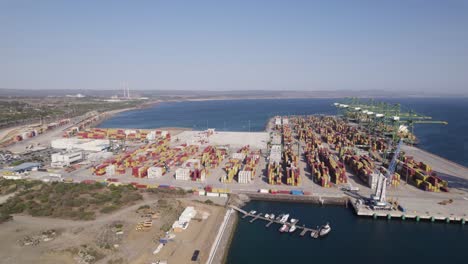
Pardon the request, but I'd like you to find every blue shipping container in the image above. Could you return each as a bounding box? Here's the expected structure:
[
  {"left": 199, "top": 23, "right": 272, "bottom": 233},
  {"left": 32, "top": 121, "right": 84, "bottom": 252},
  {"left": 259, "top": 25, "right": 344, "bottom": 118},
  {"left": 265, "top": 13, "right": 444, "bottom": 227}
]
[{"left": 290, "top": 190, "right": 304, "bottom": 195}]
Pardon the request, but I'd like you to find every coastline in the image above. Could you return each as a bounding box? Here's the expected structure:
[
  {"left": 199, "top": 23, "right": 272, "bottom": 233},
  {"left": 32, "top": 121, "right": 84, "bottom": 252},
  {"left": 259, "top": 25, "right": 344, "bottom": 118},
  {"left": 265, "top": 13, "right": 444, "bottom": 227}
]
[
  {"left": 210, "top": 210, "right": 239, "bottom": 264},
  {"left": 98, "top": 100, "right": 468, "bottom": 171}
]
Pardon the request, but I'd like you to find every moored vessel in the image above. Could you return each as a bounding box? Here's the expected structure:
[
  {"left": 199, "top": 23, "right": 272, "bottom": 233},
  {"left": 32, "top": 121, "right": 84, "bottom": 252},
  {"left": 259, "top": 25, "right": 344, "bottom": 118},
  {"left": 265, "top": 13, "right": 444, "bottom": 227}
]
[
  {"left": 279, "top": 214, "right": 290, "bottom": 223},
  {"left": 319, "top": 223, "right": 331, "bottom": 237},
  {"left": 289, "top": 225, "right": 297, "bottom": 233},
  {"left": 279, "top": 224, "right": 289, "bottom": 232}
]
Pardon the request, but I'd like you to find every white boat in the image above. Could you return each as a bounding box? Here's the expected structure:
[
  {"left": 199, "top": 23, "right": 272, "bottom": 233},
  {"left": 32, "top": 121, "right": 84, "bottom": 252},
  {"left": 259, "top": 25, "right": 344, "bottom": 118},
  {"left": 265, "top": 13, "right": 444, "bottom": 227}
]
[
  {"left": 269, "top": 214, "right": 275, "bottom": 220},
  {"left": 319, "top": 223, "right": 331, "bottom": 237},
  {"left": 279, "top": 224, "right": 289, "bottom": 232},
  {"left": 290, "top": 218, "right": 298, "bottom": 224},
  {"left": 279, "top": 214, "right": 290, "bottom": 224},
  {"left": 310, "top": 229, "right": 319, "bottom": 239},
  {"left": 249, "top": 210, "right": 257, "bottom": 215},
  {"left": 289, "top": 225, "right": 297, "bottom": 233},
  {"left": 265, "top": 213, "right": 270, "bottom": 218}
]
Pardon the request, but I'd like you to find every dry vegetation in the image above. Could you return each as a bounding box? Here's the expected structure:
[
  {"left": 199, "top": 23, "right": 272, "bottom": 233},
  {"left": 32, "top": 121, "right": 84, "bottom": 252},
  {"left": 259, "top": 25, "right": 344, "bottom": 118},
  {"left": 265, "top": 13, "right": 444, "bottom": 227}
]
[
  {"left": 0, "top": 180, "right": 223, "bottom": 263},
  {"left": 0, "top": 179, "right": 142, "bottom": 222}
]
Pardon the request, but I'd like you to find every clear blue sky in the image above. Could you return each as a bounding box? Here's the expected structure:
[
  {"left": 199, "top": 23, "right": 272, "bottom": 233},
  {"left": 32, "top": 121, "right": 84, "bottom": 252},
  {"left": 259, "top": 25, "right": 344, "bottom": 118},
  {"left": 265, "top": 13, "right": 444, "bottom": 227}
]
[{"left": 1, "top": 0, "right": 467, "bottom": 92}]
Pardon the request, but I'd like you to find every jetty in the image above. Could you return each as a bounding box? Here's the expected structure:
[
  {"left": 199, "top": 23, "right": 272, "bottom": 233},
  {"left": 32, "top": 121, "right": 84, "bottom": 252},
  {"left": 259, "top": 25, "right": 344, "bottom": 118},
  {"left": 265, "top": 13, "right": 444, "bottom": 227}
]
[{"left": 229, "top": 205, "right": 321, "bottom": 237}]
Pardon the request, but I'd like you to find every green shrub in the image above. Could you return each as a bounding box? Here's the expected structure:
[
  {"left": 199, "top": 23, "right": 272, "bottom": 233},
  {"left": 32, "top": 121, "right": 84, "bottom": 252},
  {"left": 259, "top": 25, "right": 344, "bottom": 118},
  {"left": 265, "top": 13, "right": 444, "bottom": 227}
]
[{"left": 100, "top": 205, "right": 118, "bottom": 214}]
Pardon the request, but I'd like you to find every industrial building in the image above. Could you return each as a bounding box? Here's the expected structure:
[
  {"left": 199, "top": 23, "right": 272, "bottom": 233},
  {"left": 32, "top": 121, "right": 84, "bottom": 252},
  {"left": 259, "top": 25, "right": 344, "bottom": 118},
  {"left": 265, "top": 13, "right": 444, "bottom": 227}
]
[
  {"left": 1, "top": 162, "right": 42, "bottom": 177},
  {"left": 172, "top": 206, "right": 197, "bottom": 232},
  {"left": 51, "top": 150, "right": 83, "bottom": 168}
]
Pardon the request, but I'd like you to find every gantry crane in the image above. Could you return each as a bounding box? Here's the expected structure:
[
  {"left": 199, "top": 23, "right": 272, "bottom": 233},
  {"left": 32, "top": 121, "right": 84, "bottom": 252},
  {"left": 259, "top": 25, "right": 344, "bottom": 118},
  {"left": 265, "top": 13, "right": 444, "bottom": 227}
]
[{"left": 334, "top": 98, "right": 447, "bottom": 143}]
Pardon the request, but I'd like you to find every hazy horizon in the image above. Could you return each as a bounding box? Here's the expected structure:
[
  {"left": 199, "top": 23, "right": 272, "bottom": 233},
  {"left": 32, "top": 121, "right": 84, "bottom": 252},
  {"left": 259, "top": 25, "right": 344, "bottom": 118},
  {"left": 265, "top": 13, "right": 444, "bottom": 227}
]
[{"left": 2, "top": 0, "right": 468, "bottom": 93}]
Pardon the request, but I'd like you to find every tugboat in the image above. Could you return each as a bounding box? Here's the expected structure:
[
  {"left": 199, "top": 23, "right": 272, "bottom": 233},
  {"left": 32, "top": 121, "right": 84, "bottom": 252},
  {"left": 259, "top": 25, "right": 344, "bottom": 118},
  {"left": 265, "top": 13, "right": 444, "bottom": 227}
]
[
  {"left": 319, "top": 223, "right": 331, "bottom": 237},
  {"left": 279, "top": 224, "right": 289, "bottom": 232}
]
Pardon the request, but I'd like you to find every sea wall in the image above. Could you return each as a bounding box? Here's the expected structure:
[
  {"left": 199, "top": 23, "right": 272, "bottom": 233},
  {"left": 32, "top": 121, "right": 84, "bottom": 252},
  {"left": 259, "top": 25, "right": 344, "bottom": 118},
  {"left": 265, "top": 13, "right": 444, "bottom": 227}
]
[{"left": 241, "top": 193, "right": 349, "bottom": 206}]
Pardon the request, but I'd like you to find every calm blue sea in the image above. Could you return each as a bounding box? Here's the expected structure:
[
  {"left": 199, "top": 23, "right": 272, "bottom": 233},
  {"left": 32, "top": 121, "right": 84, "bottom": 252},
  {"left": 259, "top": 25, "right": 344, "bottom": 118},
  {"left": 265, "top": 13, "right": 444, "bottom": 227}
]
[
  {"left": 99, "top": 98, "right": 468, "bottom": 263},
  {"left": 226, "top": 201, "right": 468, "bottom": 264}
]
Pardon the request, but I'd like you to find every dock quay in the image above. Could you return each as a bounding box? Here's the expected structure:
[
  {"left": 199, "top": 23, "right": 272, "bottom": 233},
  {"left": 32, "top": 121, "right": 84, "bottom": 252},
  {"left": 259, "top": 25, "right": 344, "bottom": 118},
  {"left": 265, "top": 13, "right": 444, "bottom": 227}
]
[
  {"left": 229, "top": 205, "right": 320, "bottom": 236},
  {"left": 241, "top": 192, "right": 349, "bottom": 206},
  {"left": 349, "top": 197, "right": 467, "bottom": 224},
  {"left": 234, "top": 191, "right": 467, "bottom": 225}
]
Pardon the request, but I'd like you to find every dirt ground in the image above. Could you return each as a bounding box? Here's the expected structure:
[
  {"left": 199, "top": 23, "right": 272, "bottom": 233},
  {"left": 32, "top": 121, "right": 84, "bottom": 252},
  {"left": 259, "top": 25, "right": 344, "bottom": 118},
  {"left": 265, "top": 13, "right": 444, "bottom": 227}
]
[{"left": 0, "top": 196, "right": 225, "bottom": 264}]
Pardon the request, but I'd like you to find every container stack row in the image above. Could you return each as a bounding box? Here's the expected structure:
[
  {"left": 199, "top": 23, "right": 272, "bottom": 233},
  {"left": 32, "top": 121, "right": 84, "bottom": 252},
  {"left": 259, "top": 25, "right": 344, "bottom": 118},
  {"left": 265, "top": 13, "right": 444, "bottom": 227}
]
[
  {"left": 344, "top": 154, "right": 379, "bottom": 190},
  {"left": 398, "top": 156, "right": 448, "bottom": 192},
  {"left": 305, "top": 149, "right": 331, "bottom": 187},
  {"left": 77, "top": 128, "right": 169, "bottom": 141},
  {"left": 283, "top": 147, "right": 300, "bottom": 186},
  {"left": 200, "top": 146, "right": 227, "bottom": 168}
]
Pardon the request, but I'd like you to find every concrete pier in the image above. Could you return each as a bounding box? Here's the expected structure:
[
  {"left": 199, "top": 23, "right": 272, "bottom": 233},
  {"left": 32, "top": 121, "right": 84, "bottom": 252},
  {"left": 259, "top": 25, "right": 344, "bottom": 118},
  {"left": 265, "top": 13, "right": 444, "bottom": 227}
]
[
  {"left": 230, "top": 205, "right": 320, "bottom": 235},
  {"left": 349, "top": 197, "right": 467, "bottom": 223}
]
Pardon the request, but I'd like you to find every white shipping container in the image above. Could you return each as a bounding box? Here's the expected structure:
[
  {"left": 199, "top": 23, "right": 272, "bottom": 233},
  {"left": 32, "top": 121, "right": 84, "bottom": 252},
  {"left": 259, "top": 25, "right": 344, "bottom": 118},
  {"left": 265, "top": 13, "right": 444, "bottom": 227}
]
[
  {"left": 175, "top": 168, "right": 190, "bottom": 181},
  {"left": 206, "top": 192, "right": 219, "bottom": 197},
  {"left": 146, "top": 131, "right": 156, "bottom": 141},
  {"left": 198, "top": 191, "right": 206, "bottom": 196},
  {"left": 219, "top": 193, "right": 228, "bottom": 198},
  {"left": 232, "top": 153, "right": 246, "bottom": 161},
  {"left": 106, "top": 164, "right": 115, "bottom": 176},
  {"left": 272, "top": 134, "right": 282, "bottom": 145},
  {"left": 200, "top": 170, "right": 206, "bottom": 182},
  {"left": 21, "top": 132, "right": 30, "bottom": 139},
  {"left": 148, "top": 167, "right": 163, "bottom": 178},
  {"left": 238, "top": 170, "right": 252, "bottom": 184},
  {"left": 275, "top": 117, "right": 281, "bottom": 126},
  {"left": 258, "top": 189, "right": 269, "bottom": 194},
  {"left": 124, "top": 130, "right": 137, "bottom": 135},
  {"left": 269, "top": 144, "right": 282, "bottom": 164},
  {"left": 369, "top": 173, "right": 379, "bottom": 190}
]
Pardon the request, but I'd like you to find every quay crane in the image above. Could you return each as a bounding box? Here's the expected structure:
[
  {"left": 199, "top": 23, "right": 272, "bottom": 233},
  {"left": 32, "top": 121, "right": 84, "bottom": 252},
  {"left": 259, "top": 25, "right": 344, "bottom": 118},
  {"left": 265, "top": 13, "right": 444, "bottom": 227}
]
[{"left": 371, "top": 139, "right": 403, "bottom": 208}]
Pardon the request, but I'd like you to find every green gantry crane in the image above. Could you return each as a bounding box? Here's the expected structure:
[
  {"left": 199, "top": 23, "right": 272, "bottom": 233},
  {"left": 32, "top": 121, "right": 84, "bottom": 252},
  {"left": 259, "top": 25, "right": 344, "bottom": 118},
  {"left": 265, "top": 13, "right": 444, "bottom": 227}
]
[{"left": 334, "top": 98, "right": 448, "bottom": 144}]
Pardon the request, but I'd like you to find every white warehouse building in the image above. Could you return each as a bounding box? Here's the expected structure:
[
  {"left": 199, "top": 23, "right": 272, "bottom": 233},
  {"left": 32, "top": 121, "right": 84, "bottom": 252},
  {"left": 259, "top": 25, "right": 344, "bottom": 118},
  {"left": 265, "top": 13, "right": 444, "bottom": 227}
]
[
  {"left": 51, "top": 138, "right": 109, "bottom": 152},
  {"left": 51, "top": 151, "right": 83, "bottom": 168}
]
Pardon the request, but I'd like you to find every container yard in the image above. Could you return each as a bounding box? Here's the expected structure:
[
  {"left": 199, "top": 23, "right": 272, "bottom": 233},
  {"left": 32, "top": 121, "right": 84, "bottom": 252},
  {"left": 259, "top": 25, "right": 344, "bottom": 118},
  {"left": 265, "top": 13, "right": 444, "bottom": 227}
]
[{"left": 2, "top": 109, "right": 468, "bottom": 225}]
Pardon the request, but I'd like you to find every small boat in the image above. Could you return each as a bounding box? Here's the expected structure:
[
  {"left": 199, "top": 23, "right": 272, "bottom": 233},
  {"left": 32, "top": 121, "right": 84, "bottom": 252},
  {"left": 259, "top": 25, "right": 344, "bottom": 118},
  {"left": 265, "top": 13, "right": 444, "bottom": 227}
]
[
  {"left": 310, "top": 229, "right": 319, "bottom": 239},
  {"left": 265, "top": 213, "right": 270, "bottom": 218},
  {"left": 290, "top": 218, "right": 298, "bottom": 224},
  {"left": 289, "top": 225, "right": 297, "bottom": 233},
  {"left": 279, "top": 224, "right": 289, "bottom": 232},
  {"left": 319, "top": 223, "right": 331, "bottom": 237},
  {"left": 269, "top": 214, "right": 275, "bottom": 220},
  {"left": 249, "top": 210, "right": 257, "bottom": 215},
  {"left": 279, "top": 214, "right": 290, "bottom": 224}
]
